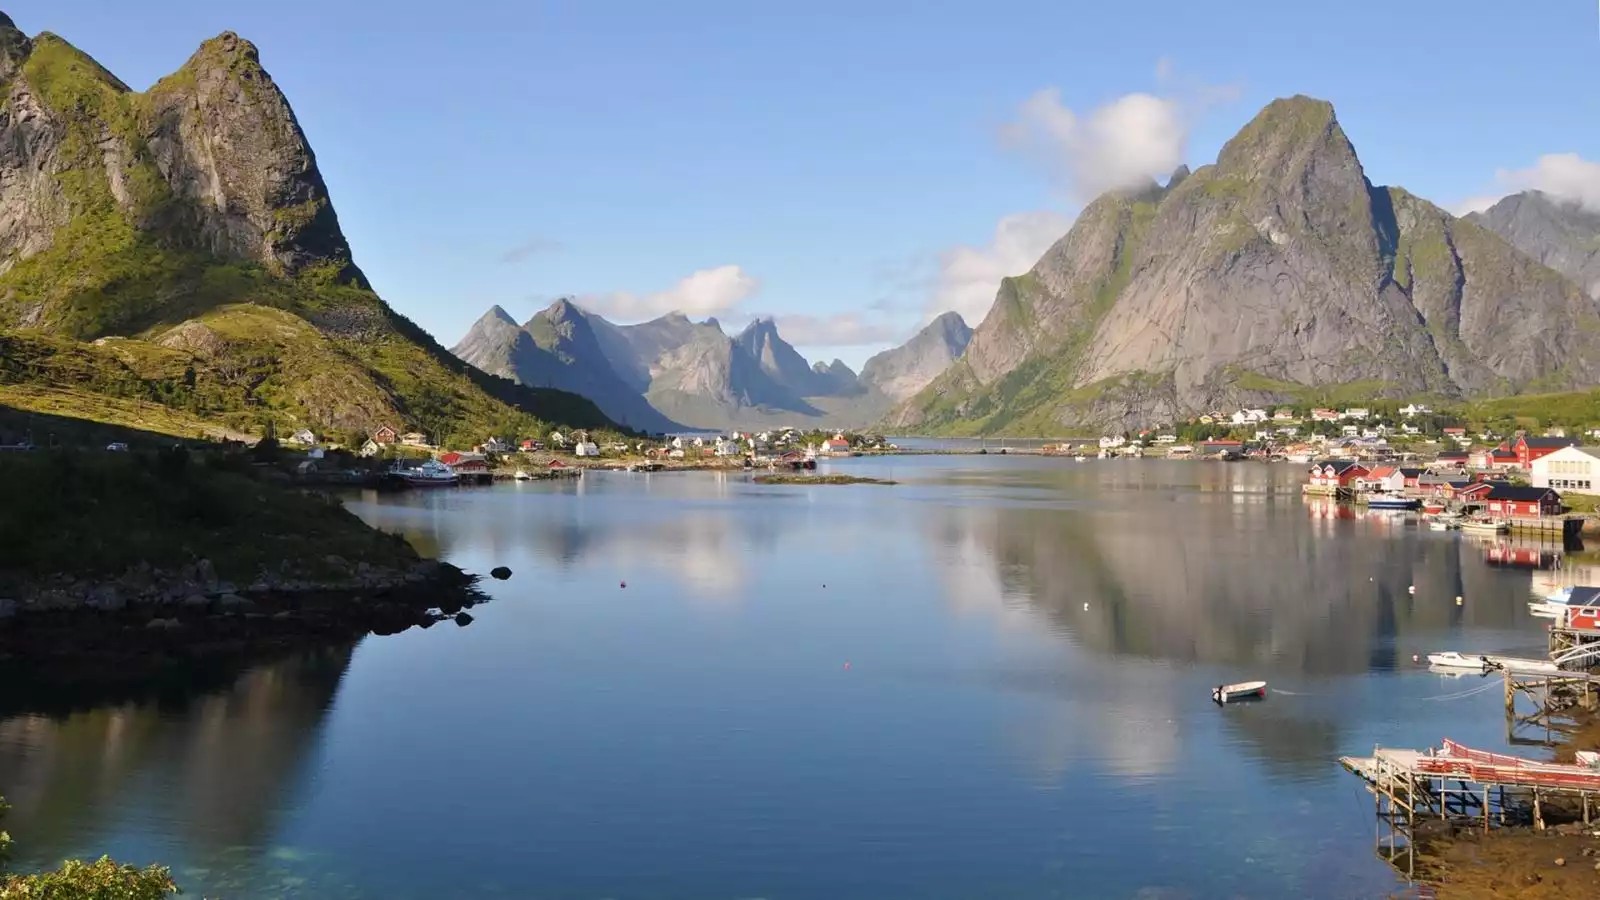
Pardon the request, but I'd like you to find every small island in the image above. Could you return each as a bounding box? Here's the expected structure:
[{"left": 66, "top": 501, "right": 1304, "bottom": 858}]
[{"left": 753, "top": 473, "right": 898, "bottom": 486}]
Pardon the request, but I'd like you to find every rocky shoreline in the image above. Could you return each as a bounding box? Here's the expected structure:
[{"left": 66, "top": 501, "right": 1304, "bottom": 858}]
[{"left": 0, "top": 556, "right": 486, "bottom": 691}]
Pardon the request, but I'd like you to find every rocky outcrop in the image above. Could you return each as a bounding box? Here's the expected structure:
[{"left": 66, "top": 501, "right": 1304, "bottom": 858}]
[
  {"left": 1469, "top": 191, "right": 1600, "bottom": 299},
  {"left": 141, "top": 31, "right": 365, "bottom": 284},
  {"left": 894, "top": 96, "right": 1600, "bottom": 434},
  {"left": 859, "top": 311, "right": 971, "bottom": 400}
]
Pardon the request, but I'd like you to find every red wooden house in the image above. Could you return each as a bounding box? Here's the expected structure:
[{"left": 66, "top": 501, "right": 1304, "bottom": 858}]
[
  {"left": 1514, "top": 436, "right": 1578, "bottom": 471},
  {"left": 1482, "top": 484, "right": 1562, "bottom": 518},
  {"left": 1399, "top": 468, "right": 1424, "bottom": 489},
  {"left": 1434, "top": 450, "right": 1468, "bottom": 468},
  {"left": 373, "top": 425, "right": 399, "bottom": 445},
  {"left": 1308, "top": 460, "right": 1368, "bottom": 489},
  {"left": 1453, "top": 481, "right": 1493, "bottom": 503},
  {"left": 1563, "top": 588, "right": 1600, "bottom": 632}
]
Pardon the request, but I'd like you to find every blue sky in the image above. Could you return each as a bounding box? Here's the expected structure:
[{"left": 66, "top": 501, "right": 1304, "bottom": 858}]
[{"left": 11, "top": 1, "right": 1599, "bottom": 369}]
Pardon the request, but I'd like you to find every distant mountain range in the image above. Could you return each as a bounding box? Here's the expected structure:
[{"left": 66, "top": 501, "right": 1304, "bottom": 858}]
[
  {"left": 886, "top": 95, "right": 1600, "bottom": 435},
  {"left": 451, "top": 301, "right": 971, "bottom": 432}
]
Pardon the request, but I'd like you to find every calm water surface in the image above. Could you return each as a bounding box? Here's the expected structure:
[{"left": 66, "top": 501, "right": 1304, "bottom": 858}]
[{"left": 0, "top": 457, "right": 1570, "bottom": 898}]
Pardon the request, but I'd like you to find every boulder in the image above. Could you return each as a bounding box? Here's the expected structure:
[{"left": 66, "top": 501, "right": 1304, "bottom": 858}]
[
  {"left": 86, "top": 585, "right": 126, "bottom": 612},
  {"left": 490, "top": 566, "right": 512, "bottom": 580}
]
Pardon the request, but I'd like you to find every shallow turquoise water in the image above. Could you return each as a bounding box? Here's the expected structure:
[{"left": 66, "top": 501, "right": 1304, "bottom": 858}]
[{"left": 0, "top": 457, "right": 1562, "bottom": 898}]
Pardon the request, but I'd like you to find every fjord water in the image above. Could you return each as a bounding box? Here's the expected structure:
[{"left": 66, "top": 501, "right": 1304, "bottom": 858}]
[{"left": 0, "top": 458, "right": 1560, "bottom": 899}]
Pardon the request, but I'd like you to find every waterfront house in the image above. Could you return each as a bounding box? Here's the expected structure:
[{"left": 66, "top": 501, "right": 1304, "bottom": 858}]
[
  {"left": 1514, "top": 436, "right": 1579, "bottom": 471},
  {"left": 575, "top": 440, "right": 600, "bottom": 457},
  {"left": 1308, "top": 460, "right": 1369, "bottom": 489},
  {"left": 440, "top": 452, "right": 489, "bottom": 474},
  {"left": 1531, "top": 445, "right": 1600, "bottom": 495},
  {"left": 373, "top": 425, "right": 398, "bottom": 445},
  {"left": 547, "top": 459, "right": 569, "bottom": 469},
  {"left": 1400, "top": 467, "right": 1424, "bottom": 489},
  {"left": 1482, "top": 485, "right": 1563, "bottom": 518},
  {"left": 1199, "top": 439, "right": 1244, "bottom": 458},
  {"left": 823, "top": 437, "right": 851, "bottom": 455},
  {"left": 289, "top": 428, "right": 317, "bottom": 446},
  {"left": 1361, "top": 466, "right": 1404, "bottom": 493},
  {"left": 1455, "top": 481, "right": 1495, "bottom": 503}
]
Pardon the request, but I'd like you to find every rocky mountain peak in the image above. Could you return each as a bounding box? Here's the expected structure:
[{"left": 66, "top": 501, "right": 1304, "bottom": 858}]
[
  {"left": 1469, "top": 190, "right": 1600, "bottom": 299},
  {"left": 0, "top": 12, "right": 30, "bottom": 81},
  {"left": 479, "top": 305, "right": 518, "bottom": 328}
]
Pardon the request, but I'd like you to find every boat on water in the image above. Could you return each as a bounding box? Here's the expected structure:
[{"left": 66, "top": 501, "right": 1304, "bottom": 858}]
[
  {"left": 397, "top": 460, "right": 459, "bottom": 487},
  {"left": 1426, "top": 650, "right": 1490, "bottom": 672},
  {"left": 1460, "top": 518, "right": 1509, "bottom": 535},
  {"left": 1366, "top": 494, "right": 1420, "bottom": 510},
  {"left": 1285, "top": 452, "right": 1312, "bottom": 464},
  {"left": 1212, "top": 681, "right": 1267, "bottom": 704},
  {"left": 513, "top": 470, "right": 532, "bottom": 481},
  {"left": 1427, "top": 518, "right": 1454, "bottom": 531}
]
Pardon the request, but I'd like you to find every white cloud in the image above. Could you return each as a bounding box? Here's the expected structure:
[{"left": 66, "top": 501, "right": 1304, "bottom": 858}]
[
  {"left": 1000, "top": 61, "right": 1238, "bottom": 203},
  {"left": 927, "top": 210, "right": 1072, "bottom": 325},
  {"left": 580, "top": 265, "right": 760, "bottom": 322},
  {"left": 498, "top": 236, "right": 563, "bottom": 264},
  {"left": 763, "top": 313, "right": 903, "bottom": 348},
  {"left": 1454, "top": 153, "right": 1600, "bottom": 215}
]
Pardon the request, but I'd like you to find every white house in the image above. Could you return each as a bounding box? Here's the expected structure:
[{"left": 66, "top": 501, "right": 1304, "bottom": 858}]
[
  {"left": 289, "top": 428, "right": 317, "bottom": 446},
  {"left": 1531, "top": 445, "right": 1600, "bottom": 495},
  {"left": 481, "top": 437, "right": 511, "bottom": 454},
  {"left": 1273, "top": 409, "right": 1297, "bottom": 421},
  {"left": 1400, "top": 403, "right": 1431, "bottom": 418},
  {"left": 1341, "top": 425, "right": 1359, "bottom": 437},
  {"left": 1099, "top": 435, "right": 1127, "bottom": 449},
  {"left": 1276, "top": 426, "right": 1300, "bottom": 437},
  {"left": 1230, "top": 409, "right": 1268, "bottom": 425},
  {"left": 1401, "top": 424, "right": 1420, "bottom": 435},
  {"left": 1155, "top": 434, "right": 1177, "bottom": 444},
  {"left": 359, "top": 439, "right": 381, "bottom": 457},
  {"left": 1342, "top": 408, "right": 1370, "bottom": 421},
  {"left": 574, "top": 440, "right": 600, "bottom": 457},
  {"left": 714, "top": 439, "right": 742, "bottom": 457}
]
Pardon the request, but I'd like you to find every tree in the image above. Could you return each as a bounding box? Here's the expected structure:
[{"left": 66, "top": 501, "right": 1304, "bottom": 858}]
[{"left": 0, "top": 797, "right": 177, "bottom": 898}]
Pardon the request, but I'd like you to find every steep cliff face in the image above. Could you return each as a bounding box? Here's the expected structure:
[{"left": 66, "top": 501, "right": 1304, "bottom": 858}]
[
  {"left": 0, "top": 12, "right": 615, "bottom": 442},
  {"left": 1469, "top": 191, "right": 1600, "bottom": 299},
  {"left": 893, "top": 96, "right": 1600, "bottom": 434},
  {"left": 859, "top": 311, "right": 971, "bottom": 400},
  {"left": 141, "top": 31, "right": 365, "bottom": 285}
]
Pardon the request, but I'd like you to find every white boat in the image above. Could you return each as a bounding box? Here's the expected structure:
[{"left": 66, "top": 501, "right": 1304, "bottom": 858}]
[
  {"left": 1425, "top": 651, "right": 1489, "bottom": 672},
  {"left": 1211, "top": 680, "right": 1267, "bottom": 704},
  {"left": 1285, "top": 452, "right": 1312, "bottom": 464},
  {"left": 513, "top": 470, "right": 532, "bottom": 481},
  {"left": 1460, "top": 518, "right": 1509, "bottom": 535},
  {"left": 399, "top": 459, "right": 459, "bottom": 487},
  {"left": 1427, "top": 518, "right": 1453, "bottom": 531}
]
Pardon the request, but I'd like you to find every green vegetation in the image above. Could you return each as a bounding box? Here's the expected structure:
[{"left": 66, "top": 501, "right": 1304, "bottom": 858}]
[
  {"left": 0, "top": 797, "right": 177, "bottom": 898},
  {"left": 0, "top": 449, "right": 419, "bottom": 583}
]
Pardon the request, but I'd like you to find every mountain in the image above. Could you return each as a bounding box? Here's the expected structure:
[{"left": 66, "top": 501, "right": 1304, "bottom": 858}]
[
  {"left": 890, "top": 96, "right": 1600, "bottom": 435},
  {"left": 858, "top": 311, "right": 971, "bottom": 401},
  {"left": 0, "top": 14, "right": 615, "bottom": 445},
  {"left": 1468, "top": 191, "right": 1600, "bottom": 299},
  {"left": 452, "top": 301, "right": 681, "bottom": 432},
  {"left": 451, "top": 302, "right": 918, "bottom": 430}
]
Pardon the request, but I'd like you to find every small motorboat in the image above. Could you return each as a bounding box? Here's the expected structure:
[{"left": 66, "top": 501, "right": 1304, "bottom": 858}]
[
  {"left": 1460, "top": 518, "right": 1509, "bottom": 536},
  {"left": 1212, "top": 681, "right": 1268, "bottom": 704},
  {"left": 513, "top": 470, "right": 532, "bottom": 481},
  {"left": 1427, "top": 518, "right": 1453, "bottom": 531},
  {"left": 1426, "top": 651, "right": 1490, "bottom": 672},
  {"left": 1367, "top": 495, "right": 1421, "bottom": 510}
]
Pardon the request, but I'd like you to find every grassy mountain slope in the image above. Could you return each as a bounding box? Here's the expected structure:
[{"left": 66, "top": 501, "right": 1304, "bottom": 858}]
[{"left": 0, "top": 18, "right": 617, "bottom": 446}]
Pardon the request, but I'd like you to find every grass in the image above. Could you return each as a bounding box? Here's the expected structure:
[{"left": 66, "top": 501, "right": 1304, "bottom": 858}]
[{"left": 0, "top": 449, "right": 420, "bottom": 583}]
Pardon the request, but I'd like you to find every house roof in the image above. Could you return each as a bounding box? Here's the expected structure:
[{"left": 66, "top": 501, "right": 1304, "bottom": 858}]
[
  {"left": 1456, "top": 481, "right": 1493, "bottom": 495},
  {"left": 1519, "top": 436, "right": 1578, "bottom": 449},
  {"left": 1490, "top": 449, "right": 1518, "bottom": 460},
  {"left": 1399, "top": 468, "right": 1424, "bottom": 478},
  {"left": 1436, "top": 450, "right": 1469, "bottom": 460},
  {"left": 1312, "top": 459, "right": 1365, "bottom": 474},
  {"left": 1485, "top": 484, "right": 1560, "bottom": 502},
  {"left": 1366, "top": 466, "right": 1399, "bottom": 478},
  {"left": 1567, "top": 587, "right": 1600, "bottom": 609}
]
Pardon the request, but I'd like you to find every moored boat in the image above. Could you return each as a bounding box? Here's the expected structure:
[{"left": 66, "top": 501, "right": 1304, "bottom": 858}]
[
  {"left": 1460, "top": 518, "right": 1509, "bottom": 536},
  {"left": 1366, "top": 495, "right": 1420, "bottom": 510},
  {"left": 398, "top": 459, "right": 459, "bottom": 487},
  {"left": 1425, "top": 650, "right": 1489, "bottom": 672},
  {"left": 1211, "top": 680, "right": 1267, "bottom": 704},
  {"left": 513, "top": 470, "right": 532, "bottom": 481}
]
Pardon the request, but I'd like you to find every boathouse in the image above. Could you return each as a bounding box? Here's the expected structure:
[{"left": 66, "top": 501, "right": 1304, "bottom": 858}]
[
  {"left": 1309, "top": 460, "right": 1368, "bottom": 489},
  {"left": 1399, "top": 467, "right": 1424, "bottom": 489},
  {"left": 1360, "top": 466, "right": 1404, "bottom": 492},
  {"left": 1561, "top": 587, "right": 1600, "bottom": 632},
  {"left": 1482, "top": 485, "right": 1562, "bottom": 518}
]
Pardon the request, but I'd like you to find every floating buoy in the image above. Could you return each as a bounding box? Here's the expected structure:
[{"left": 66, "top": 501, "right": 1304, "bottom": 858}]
[{"left": 620, "top": 581, "right": 626, "bottom": 589}]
